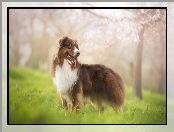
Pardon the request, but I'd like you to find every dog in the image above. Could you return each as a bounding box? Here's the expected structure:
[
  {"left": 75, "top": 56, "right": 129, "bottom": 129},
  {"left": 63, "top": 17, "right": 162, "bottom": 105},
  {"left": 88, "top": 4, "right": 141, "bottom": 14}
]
[{"left": 51, "top": 36, "right": 125, "bottom": 112}]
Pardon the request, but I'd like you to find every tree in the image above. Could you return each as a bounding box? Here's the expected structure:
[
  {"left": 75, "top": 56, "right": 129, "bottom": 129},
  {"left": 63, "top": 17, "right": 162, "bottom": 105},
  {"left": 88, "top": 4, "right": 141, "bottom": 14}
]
[
  {"left": 9, "top": 10, "right": 21, "bottom": 65},
  {"left": 133, "top": 26, "right": 144, "bottom": 99},
  {"left": 132, "top": 9, "right": 166, "bottom": 99},
  {"left": 158, "top": 21, "right": 166, "bottom": 94}
]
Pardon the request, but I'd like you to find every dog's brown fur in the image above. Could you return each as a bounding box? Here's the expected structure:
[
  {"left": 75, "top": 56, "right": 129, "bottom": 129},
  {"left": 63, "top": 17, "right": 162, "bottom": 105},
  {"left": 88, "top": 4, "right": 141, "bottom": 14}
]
[{"left": 51, "top": 36, "right": 125, "bottom": 111}]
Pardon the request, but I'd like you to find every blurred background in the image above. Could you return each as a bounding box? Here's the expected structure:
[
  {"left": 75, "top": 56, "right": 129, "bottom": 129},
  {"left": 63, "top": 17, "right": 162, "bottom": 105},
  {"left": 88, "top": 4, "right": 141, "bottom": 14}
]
[{"left": 9, "top": 8, "right": 166, "bottom": 98}]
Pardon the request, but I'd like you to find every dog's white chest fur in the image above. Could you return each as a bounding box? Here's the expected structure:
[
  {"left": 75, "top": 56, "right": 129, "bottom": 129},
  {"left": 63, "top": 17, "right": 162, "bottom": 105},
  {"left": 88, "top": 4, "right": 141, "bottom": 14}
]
[{"left": 53, "top": 59, "right": 78, "bottom": 93}]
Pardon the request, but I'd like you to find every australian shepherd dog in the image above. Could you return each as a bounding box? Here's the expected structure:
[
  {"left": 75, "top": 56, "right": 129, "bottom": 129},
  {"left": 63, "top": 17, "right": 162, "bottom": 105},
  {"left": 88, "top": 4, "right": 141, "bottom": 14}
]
[{"left": 51, "top": 37, "right": 125, "bottom": 112}]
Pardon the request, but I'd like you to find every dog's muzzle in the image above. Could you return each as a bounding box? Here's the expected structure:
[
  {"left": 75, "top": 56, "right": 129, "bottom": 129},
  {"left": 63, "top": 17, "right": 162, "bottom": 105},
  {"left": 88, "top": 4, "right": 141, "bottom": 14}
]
[{"left": 74, "top": 48, "right": 80, "bottom": 57}]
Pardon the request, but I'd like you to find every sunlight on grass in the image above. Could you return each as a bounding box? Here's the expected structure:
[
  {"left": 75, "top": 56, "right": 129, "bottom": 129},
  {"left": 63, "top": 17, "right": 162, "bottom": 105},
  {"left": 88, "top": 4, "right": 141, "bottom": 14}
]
[{"left": 9, "top": 66, "right": 166, "bottom": 124}]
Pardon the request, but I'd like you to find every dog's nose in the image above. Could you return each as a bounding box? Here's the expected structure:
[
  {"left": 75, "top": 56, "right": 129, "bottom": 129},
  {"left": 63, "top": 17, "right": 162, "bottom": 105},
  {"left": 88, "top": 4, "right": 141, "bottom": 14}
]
[
  {"left": 74, "top": 48, "right": 80, "bottom": 57},
  {"left": 76, "top": 51, "right": 80, "bottom": 57}
]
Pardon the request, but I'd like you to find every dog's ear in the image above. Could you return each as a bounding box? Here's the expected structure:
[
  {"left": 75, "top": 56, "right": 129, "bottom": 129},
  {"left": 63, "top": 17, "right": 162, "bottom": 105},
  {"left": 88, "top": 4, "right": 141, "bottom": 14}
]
[
  {"left": 59, "top": 36, "right": 69, "bottom": 48},
  {"left": 53, "top": 53, "right": 59, "bottom": 65}
]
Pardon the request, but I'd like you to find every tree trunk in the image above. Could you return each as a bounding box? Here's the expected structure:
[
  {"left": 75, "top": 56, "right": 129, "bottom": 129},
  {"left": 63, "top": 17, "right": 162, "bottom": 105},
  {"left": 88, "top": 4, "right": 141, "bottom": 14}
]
[
  {"left": 133, "top": 27, "right": 144, "bottom": 99},
  {"left": 12, "top": 38, "right": 20, "bottom": 65},
  {"left": 158, "top": 25, "right": 166, "bottom": 94},
  {"left": 158, "top": 66, "right": 166, "bottom": 94}
]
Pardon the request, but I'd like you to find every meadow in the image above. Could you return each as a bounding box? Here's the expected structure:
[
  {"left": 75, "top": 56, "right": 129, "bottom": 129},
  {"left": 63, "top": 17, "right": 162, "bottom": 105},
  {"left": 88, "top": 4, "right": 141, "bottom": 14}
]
[{"left": 9, "top": 66, "right": 166, "bottom": 124}]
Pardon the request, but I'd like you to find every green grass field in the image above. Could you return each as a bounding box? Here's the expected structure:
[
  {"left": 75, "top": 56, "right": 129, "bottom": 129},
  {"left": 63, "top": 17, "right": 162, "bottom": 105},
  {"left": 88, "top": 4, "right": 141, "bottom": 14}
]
[{"left": 9, "top": 66, "right": 166, "bottom": 124}]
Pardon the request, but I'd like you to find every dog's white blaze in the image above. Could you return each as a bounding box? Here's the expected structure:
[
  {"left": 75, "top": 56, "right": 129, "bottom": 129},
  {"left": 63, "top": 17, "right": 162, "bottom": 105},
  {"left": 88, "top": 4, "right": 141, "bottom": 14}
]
[
  {"left": 74, "top": 48, "right": 79, "bottom": 53},
  {"left": 53, "top": 59, "right": 78, "bottom": 93}
]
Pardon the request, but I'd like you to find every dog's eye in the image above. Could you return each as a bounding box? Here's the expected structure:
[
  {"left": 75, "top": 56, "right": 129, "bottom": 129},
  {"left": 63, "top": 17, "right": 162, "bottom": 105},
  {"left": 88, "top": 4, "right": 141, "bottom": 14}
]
[
  {"left": 75, "top": 44, "right": 79, "bottom": 49},
  {"left": 66, "top": 44, "right": 71, "bottom": 49}
]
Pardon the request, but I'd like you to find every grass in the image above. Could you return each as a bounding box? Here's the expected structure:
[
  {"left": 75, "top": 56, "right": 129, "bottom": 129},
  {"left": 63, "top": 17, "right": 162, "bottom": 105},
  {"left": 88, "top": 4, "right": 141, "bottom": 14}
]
[{"left": 9, "top": 66, "right": 166, "bottom": 124}]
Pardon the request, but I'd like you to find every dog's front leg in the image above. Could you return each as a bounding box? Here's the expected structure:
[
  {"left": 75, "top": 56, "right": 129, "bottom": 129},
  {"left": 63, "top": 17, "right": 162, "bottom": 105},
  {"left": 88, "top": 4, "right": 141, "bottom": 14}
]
[
  {"left": 72, "top": 81, "right": 83, "bottom": 112},
  {"left": 61, "top": 97, "right": 68, "bottom": 109},
  {"left": 61, "top": 94, "right": 73, "bottom": 110},
  {"left": 72, "top": 92, "right": 83, "bottom": 112}
]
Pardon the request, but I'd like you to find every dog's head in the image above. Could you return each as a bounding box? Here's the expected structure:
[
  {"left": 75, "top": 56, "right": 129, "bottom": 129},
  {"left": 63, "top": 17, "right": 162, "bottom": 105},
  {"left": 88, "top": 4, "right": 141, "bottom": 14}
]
[{"left": 57, "top": 36, "right": 80, "bottom": 65}]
